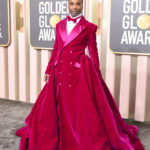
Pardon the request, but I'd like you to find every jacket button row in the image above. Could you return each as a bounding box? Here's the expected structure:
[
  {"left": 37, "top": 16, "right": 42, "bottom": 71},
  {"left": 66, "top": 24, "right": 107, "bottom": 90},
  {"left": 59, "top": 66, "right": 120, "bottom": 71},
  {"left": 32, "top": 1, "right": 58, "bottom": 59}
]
[{"left": 59, "top": 83, "right": 71, "bottom": 87}]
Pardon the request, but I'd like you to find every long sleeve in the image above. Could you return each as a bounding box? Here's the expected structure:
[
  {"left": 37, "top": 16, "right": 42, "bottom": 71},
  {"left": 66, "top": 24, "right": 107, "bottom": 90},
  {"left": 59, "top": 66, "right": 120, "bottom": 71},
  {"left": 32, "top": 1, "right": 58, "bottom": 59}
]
[
  {"left": 45, "top": 24, "right": 59, "bottom": 75},
  {"left": 87, "top": 24, "right": 101, "bottom": 77}
]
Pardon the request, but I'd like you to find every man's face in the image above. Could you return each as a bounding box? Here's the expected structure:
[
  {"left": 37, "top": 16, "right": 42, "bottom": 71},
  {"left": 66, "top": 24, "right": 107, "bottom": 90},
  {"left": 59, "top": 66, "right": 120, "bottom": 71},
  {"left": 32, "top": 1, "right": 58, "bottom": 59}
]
[{"left": 68, "top": 0, "right": 83, "bottom": 17}]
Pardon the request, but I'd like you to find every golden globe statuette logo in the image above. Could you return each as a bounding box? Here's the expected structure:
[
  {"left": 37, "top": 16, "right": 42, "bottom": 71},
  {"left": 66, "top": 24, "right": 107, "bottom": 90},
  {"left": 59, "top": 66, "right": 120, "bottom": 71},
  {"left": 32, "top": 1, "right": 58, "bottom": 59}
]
[
  {"left": 50, "top": 15, "right": 61, "bottom": 28},
  {"left": 137, "top": 14, "right": 150, "bottom": 30}
]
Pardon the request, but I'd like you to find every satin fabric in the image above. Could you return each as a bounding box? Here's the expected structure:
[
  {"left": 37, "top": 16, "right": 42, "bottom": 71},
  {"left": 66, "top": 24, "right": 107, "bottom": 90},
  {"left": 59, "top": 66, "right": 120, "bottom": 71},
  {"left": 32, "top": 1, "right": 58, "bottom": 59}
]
[{"left": 16, "top": 16, "right": 144, "bottom": 150}]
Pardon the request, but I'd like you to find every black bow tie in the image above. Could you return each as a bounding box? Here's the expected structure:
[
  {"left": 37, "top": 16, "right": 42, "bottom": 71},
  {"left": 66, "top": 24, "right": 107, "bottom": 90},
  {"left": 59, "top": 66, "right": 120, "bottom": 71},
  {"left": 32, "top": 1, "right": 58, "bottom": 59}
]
[{"left": 67, "top": 15, "right": 82, "bottom": 23}]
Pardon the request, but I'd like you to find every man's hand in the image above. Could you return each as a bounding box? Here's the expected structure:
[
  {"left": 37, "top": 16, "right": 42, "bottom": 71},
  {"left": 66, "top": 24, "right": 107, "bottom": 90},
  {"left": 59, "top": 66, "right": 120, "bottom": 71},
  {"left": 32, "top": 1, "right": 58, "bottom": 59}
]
[{"left": 44, "top": 74, "right": 49, "bottom": 82}]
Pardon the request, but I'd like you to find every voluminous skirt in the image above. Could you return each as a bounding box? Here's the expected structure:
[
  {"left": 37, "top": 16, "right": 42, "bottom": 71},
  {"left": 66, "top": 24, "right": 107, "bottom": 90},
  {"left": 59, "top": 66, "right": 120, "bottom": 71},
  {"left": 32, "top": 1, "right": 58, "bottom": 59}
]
[{"left": 16, "top": 55, "right": 144, "bottom": 150}]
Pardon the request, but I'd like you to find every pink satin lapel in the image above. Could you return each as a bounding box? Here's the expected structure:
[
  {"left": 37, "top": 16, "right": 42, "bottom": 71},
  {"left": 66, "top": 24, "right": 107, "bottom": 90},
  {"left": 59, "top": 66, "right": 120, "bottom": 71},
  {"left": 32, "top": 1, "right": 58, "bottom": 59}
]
[
  {"left": 59, "top": 16, "right": 87, "bottom": 48},
  {"left": 59, "top": 18, "right": 68, "bottom": 45}
]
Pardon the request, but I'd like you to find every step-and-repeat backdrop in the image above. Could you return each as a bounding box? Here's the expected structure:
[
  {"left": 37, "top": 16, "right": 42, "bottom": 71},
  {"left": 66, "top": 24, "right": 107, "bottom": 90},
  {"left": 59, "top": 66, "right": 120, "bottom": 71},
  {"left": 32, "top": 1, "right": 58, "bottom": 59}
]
[
  {"left": 29, "top": 0, "right": 68, "bottom": 49},
  {"left": 110, "top": 0, "right": 150, "bottom": 55},
  {"left": 0, "top": 0, "right": 10, "bottom": 47}
]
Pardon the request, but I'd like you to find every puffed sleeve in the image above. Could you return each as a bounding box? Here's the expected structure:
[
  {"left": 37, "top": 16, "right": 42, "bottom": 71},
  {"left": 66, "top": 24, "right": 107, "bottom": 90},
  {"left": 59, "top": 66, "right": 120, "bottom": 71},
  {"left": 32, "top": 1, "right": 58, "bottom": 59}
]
[
  {"left": 45, "top": 24, "right": 59, "bottom": 75},
  {"left": 87, "top": 24, "right": 101, "bottom": 77}
]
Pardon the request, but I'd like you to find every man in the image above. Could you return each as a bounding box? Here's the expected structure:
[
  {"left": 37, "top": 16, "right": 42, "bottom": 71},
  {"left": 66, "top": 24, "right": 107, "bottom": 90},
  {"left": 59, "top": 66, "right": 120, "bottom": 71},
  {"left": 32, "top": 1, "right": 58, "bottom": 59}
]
[
  {"left": 16, "top": 0, "right": 144, "bottom": 149},
  {"left": 44, "top": 0, "right": 89, "bottom": 82}
]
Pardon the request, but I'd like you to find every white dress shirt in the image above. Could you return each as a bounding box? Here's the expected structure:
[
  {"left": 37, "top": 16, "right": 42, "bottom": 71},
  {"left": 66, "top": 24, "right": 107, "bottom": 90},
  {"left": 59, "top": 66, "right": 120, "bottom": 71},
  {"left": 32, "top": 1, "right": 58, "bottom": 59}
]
[{"left": 67, "top": 13, "right": 82, "bottom": 35}]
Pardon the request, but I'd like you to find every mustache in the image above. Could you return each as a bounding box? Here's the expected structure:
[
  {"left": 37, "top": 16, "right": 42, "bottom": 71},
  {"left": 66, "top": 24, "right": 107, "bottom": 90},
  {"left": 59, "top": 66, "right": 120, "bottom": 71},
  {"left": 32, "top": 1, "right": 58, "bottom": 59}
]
[{"left": 72, "top": 10, "right": 80, "bottom": 12}]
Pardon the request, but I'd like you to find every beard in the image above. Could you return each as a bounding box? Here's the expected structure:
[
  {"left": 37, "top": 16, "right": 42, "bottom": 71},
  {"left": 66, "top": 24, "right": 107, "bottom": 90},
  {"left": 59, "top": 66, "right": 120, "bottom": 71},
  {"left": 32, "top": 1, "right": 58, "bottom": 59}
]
[{"left": 69, "top": 10, "right": 82, "bottom": 17}]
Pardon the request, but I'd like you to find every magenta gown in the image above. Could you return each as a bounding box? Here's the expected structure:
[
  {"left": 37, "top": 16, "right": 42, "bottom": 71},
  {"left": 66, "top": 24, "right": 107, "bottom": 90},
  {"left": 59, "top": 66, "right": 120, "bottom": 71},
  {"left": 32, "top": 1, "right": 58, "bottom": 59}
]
[{"left": 16, "top": 16, "right": 144, "bottom": 150}]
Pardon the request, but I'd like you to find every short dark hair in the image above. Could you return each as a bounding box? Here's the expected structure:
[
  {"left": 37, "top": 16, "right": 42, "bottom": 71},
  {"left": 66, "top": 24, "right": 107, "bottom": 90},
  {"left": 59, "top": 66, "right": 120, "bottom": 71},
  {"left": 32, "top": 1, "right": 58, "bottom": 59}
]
[{"left": 68, "top": 0, "right": 83, "bottom": 3}]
